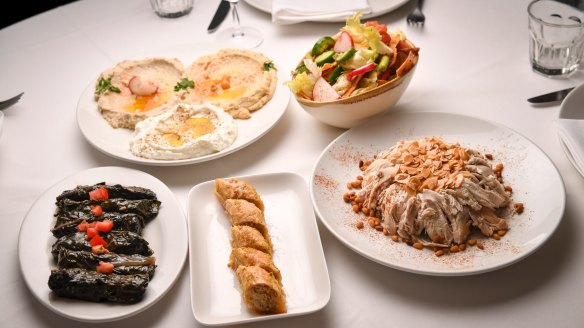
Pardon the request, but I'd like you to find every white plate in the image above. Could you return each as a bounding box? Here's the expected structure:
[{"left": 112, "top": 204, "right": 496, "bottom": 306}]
[
  {"left": 244, "top": 0, "right": 409, "bottom": 22},
  {"left": 188, "top": 172, "right": 330, "bottom": 326},
  {"left": 18, "top": 166, "right": 188, "bottom": 322},
  {"left": 558, "top": 83, "right": 584, "bottom": 177},
  {"left": 311, "top": 111, "right": 565, "bottom": 276},
  {"left": 76, "top": 44, "right": 289, "bottom": 166}
]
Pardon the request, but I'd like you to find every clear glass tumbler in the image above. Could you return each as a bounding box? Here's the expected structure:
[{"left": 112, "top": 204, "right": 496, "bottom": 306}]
[
  {"left": 150, "top": 0, "right": 194, "bottom": 18},
  {"left": 528, "top": 0, "right": 584, "bottom": 77}
]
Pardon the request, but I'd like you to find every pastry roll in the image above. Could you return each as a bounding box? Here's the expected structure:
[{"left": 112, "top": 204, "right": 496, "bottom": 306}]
[
  {"left": 236, "top": 265, "right": 287, "bottom": 314},
  {"left": 214, "top": 178, "right": 265, "bottom": 211},
  {"left": 229, "top": 247, "right": 281, "bottom": 282},
  {"left": 224, "top": 199, "right": 271, "bottom": 246},
  {"left": 230, "top": 225, "right": 271, "bottom": 254}
]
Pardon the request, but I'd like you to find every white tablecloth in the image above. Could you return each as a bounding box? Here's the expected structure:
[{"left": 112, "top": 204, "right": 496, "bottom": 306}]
[{"left": 1, "top": 0, "right": 584, "bottom": 327}]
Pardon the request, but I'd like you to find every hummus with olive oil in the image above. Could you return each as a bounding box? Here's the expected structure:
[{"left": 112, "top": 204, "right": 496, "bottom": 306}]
[{"left": 182, "top": 49, "right": 277, "bottom": 119}]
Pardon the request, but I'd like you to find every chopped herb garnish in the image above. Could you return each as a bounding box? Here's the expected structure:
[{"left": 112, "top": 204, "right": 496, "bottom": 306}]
[
  {"left": 95, "top": 77, "right": 121, "bottom": 95},
  {"left": 263, "top": 61, "right": 276, "bottom": 71},
  {"left": 174, "top": 78, "right": 195, "bottom": 92}
]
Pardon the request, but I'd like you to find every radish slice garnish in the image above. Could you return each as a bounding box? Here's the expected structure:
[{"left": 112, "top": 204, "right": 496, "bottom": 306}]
[
  {"left": 334, "top": 32, "right": 353, "bottom": 53},
  {"left": 313, "top": 77, "right": 340, "bottom": 102},
  {"left": 128, "top": 76, "right": 158, "bottom": 96}
]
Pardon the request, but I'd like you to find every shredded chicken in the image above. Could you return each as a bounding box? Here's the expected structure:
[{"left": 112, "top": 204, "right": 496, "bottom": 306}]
[{"left": 348, "top": 137, "right": 517, "bottom": 252}]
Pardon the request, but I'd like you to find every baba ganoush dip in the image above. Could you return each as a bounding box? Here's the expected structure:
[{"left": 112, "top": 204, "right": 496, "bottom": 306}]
[{"left": 129, "top": 103, "right": 237, "bottom": 160}]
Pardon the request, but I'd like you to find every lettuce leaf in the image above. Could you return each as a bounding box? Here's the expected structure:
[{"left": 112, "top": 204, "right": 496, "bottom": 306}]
[
  {"left": 285, "top": 72, "right": 316, "bottom": 98},
  {"left": 341, "top": 12, "right": 392, "bottom": 55}
]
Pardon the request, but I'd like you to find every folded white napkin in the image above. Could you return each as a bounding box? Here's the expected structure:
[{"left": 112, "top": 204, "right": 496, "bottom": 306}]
[
  {"left": 557, "top": 118, "right": 584, "bottom": 175},
  {"left": 271, "top": 0, "right": 372, "bottom": 25}
]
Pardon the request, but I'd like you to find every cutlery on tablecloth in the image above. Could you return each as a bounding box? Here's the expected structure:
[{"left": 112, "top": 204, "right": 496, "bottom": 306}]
[
  {"left": 527, "top": 87, "right": 575, "bottom": 103},
  {"left": 406, "top": 0, "right": 425, "bottom": 26},
  {"left": 0, "top": 92, "right": 24, "bottom": 111},
  {"left": 208, "top": 0, "right": 231, "bottom": 33}
]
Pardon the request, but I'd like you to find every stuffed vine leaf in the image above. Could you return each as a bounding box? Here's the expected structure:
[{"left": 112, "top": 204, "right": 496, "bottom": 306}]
[
  {"left": 56, "top": 182, "right": 157, "bottom": 201},
  {"left": 51, "top": 231, "right": 153, "bottom": 260},
  {"left": 57, "top": 249, "right": 156, "bottom": 278},
  {"left": 48, "top": 268, "right": 149, "bottom": 303}
]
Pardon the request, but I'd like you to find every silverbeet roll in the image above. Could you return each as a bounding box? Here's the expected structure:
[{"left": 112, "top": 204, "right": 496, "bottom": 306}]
[
  {"left": 51, "top": 231, "right": 153, "bottom": 260},
  {"left": 48, "top": 268, "right": 149, "bottom": 303},
  {"left": 56, "top": 182, "right": 158, "bottom": 201}
]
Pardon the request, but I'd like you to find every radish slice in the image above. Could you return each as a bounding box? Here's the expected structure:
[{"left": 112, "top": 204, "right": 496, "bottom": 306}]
[
  {"left": 313, "top": 77, "right": 340, "bottom": 102},
  {"left": 334, "top": 32, "right": 353, "bottom": 53},
  {"left": 128, "top": 76, "right": 158, "bottom": 96}
]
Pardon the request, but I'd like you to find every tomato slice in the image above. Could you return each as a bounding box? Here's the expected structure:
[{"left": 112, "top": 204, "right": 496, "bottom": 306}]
[
  {"left": 89, "top": 187, "right": 109, "bottom": 201},
  {"left": 365, "top": 21, "right": 388, "bottom": 34},
  {"left": 96, "top": 261, "right": 114, "bottom": 274},
  {"left": 89, "top": 234, "right": 108, "bottom": 248},
  {"left": 90, "top": 205, "right": 103, "bottom": 217},
  {"left": 95, "top": 220, "right": 114, "bottom": 233}
]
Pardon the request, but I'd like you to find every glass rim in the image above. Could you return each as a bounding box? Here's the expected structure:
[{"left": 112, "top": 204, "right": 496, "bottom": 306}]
[{"left": 528, "top": 0, "right": 584, "bottom": 28}]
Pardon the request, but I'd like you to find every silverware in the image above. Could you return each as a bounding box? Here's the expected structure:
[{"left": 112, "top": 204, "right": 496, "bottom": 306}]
[
  {"left": 208, "top": 0, "right": 231, "bottom": 33},
  {"left": 0, "top": 92, "right": 23, "bottom": 111},
  {"left": 527, "top": 87, "right": 575, "bottom": 103},
  {"left": 407, "top": 0, "right": 425, "bottom": 26}
]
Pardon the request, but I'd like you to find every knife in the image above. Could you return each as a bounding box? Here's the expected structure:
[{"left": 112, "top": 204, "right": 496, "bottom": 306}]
[
  {"left": 527, "top": 87, "right": 575, "bottom": 103},
  {"left": 208, "top": 0, "right": 231, "bottom": 33}
]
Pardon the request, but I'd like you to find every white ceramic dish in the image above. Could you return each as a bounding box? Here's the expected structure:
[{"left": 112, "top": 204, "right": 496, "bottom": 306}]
[
  {"left": 558, "top": 83, "right": 584, "bottom": 177},
  {"left": 76, "top": 44, "right": 289, "bottom": 166},
  {"left": 244, "top": 0, "right": 409, "bottom": 22},
  {"left": 311, "top": 111, "right": 565, "bottom": 276},
  {"left": 188, "top": 172, "right": 330, "bottom": 326},
  {"left": 18, "top": 166, "right": 188, "bottom": 322}
]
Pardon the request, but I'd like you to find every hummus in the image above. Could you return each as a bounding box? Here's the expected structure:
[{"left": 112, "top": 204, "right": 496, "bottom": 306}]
[
  {"left": 182, "top": 49, "right": 277, "bottom": 119},
  {"left": 95, "top": 57, "right": 184, "bottom": 129},
  {"left": 130, "top": 103, "right": 237, "bottom": 160}
]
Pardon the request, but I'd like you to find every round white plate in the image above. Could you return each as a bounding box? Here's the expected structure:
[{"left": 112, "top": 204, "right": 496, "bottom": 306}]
[
  {"left": 244, "top": 0, "right": 409, "bottom": 22},
  {"left": 558, "top": 83, "right": 584, "bottom": 177},
  {"left": 310, "top": 111, "right": 565, "bottom": 276},
  {"left": 76, "top": 44, "right": 289, "bottom": 166},
  {"left": 18, "top": 166, "right": 188, "bottom": 322}
]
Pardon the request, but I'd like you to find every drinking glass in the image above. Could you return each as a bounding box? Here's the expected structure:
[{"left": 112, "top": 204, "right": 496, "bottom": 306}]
[
  {"left": 216, "top": 0, "right": 263, "bottom": 48},
  {"left": 528, "top": 0, "right": 584, "bottom": 77}
]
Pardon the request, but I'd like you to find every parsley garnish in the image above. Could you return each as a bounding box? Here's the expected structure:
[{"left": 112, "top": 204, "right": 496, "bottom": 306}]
[
  {"left": 263, "top": 61, "right": 276, "bottom": 71},
  {"left": 95, "top": 77, "right": 121, "bottom": 95},
  {"left": 174, "top": 78, "right": 195, "bottom": 92}
]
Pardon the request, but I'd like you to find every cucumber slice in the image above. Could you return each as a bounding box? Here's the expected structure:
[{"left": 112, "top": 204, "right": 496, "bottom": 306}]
[
  {"left": 327, "top": 66, "right": 343, "bottom": 84},
  {"left": 376, "top": 55, "right": 390, "bottom": 73},
  {"left": 315, "top": 50, "right": 335, "bottom": 67},
  {"left": 295, "top": 64, "right": 309, "bottom": 74},
  {"left": 311, "top": 36, "right": 335, "bottom": 56},
  {"left": 336, "top": 48, "right": 356, "bottom": 64}
]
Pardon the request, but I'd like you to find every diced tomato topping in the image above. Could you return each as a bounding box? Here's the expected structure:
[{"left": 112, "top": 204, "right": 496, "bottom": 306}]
[
  {"left": 89, "top": 234, "right": 108, "bottom": 248},
  {"left": 96, "top": 261, "right": 114, "bottom": 274},
  {"left": 90, "top": 205, "right": 103, "bottom": 217},
  {"left": 92, "top": 245, "right": 109, "bottom": 255},
  {"left": 77, "top": 220, "right": 89, "bottom": 232},
  {"left": 96, "top": 220, "right": 114, "bottom": 233},
  {"left": 86, "top": 227, "right": 98, "bottom": 239},
  {"left": 89, "top": 187, "right": 109, "bottom": 201}
]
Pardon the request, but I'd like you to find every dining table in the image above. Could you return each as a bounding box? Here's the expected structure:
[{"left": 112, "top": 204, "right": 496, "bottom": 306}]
[{"left": 2, "top": 0, "right": 584, "bottom": 327}]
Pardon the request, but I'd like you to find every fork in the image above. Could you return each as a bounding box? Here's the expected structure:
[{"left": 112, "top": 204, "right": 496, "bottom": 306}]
[
  {"left": 0, "top": 92, "right": 24, "bottom": 110},
  {"left": 407, "top": 0, "right": 425, "bottom": 26}
]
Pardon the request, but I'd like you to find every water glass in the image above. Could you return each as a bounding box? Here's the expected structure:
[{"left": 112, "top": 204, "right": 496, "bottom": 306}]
[
  {"left": 528, "top": 0, "right": 584, "bottom": 77},
  {"left": 150, "top": 0, "right": 194, "bottom": 18}
]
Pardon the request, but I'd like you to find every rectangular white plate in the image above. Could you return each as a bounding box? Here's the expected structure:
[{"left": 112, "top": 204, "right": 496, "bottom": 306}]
[{"left": 187, "top": 172, "right": 331, "bottom": 326}]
